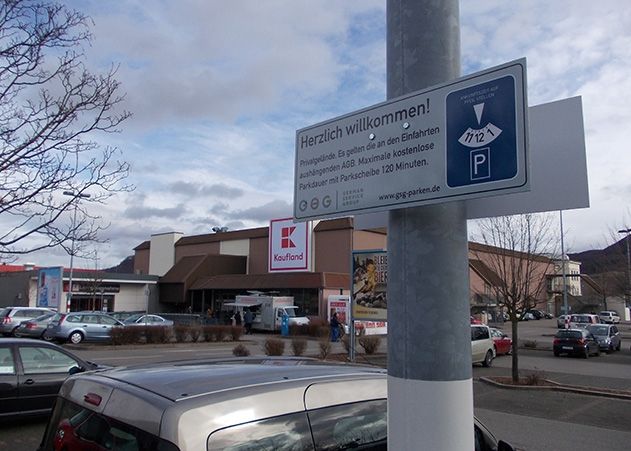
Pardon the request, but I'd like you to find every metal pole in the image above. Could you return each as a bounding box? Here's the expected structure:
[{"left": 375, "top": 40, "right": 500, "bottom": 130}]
[
  {"left": 63, "top": 191, "right": 90, "bottom": 312},
  {"left": 560, "top": 211, "right": 568, "bottom": 317},
  {"left": 387, "top": 2, "right": 472, "bottom": 450},
  {"left": 618, "top": 228, "right": 631, "bottom": 304}
]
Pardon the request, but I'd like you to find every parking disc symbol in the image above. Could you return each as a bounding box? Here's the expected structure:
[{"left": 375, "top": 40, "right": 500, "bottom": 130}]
[
  {"left": 457, "top": 103, "right": 503, "bottom": 148},
  {"left": 446, "top": 75, "right": 518, "bottom": 188}
]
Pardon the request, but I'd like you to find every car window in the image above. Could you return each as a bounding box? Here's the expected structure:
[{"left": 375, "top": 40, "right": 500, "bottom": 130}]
[
  {"left": 309, "top": 399, "right": 387, "bottom": 450},
  {"left": 66, "top": 314, "right": 81, "bottom": 323},
  {"left": 612, "top": 326, "right": 618, "bottom": 334},
  {"left": 81, "top": 314, "right": 100, "bottom": 324},
  {"left": 207, "top": 411, "right": 313, "bottom": 451},
  {"left": 587, "top": 325, "right": 608, "bottom": 335},
  {"left": 471, "top": 327, "right": 489, "bottom": 341},
  {"left": 19, "top": 346, "right": 80, "bottom": 374},
  {"left": 0, "top": 308, "right": 10, "bottom": 318},
  {"left": 0, "top": 347, "right": 15, "bottom": 375},
  {"left": 99, "top": 315, "right": 118, "bottom": 325},
  {"left": 41, "top": 399, "right": 179, "bottom": 451},
  {"left": 556, "top": 330, "right": 581, "bottom": 339}
]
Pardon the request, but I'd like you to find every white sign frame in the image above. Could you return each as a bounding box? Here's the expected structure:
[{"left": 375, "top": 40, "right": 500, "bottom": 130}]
[
  {"left": 268, "top": 218, "right": 312, "bottom": 272},
  {"left": 294, "top": 59, "right": 528, "bottom": 220}
]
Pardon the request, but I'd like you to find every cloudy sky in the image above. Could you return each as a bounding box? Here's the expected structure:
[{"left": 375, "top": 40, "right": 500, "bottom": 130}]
[{"left": 14, "top": 0, "right": 631, "bottom": 269}]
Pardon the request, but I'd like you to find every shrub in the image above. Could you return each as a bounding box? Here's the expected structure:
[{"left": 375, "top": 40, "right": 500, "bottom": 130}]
[
  {"left": 264, "top": 338, "right": 285, "bottom": 356},
  {"left": 230, "top": 326, "right": 243, "bottom": 341},
  {"left": 111, "top": 326, "right": 142, "bottom": 345},
  {"left": 189, "top": 325, "right": 202, "bottom": 343},
  {"left": 291, "top": 337, "right": 308, "bottom": 356},
  {"left": 232, "top": 343, "right": 251, "bottom": 357},
  {"left": 358, "top": 335, "right": 381, "bottom": 355},
  {"left": 340, "top": 335, "right": 351, "bottom": 353},
  {"left": 523, "top": 340, "right": 538, "bottom": 349},
  {"left": 318, "top": 337, "right": 331, "bottom": 359},
  {"left": 145, "top": 326, "right": 171, "bottom": 344},
  {"left": 173, "top": 324, "right": 190, "bottom": 342}
]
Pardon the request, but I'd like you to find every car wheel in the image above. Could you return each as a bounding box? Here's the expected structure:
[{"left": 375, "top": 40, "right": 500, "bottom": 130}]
[
  {"left": 69, "top": 331, "right": 84, "bottom": 344},
  {"left": 582, "top": 349, "right": 589, "bottom": 359},
  {"left": 616, "top": 342, "right": 621, "bottom": 351},
  {"left": 482, "top": 350, "right": 493, "bottom": 367},
  {"left": 553, "top": 351, "right": 560, "bottom": 357}
]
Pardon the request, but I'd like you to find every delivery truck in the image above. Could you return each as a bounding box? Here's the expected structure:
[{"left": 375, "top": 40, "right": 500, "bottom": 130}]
[{"left": 223, "top": 294, "right": 310, "bottom": 331}]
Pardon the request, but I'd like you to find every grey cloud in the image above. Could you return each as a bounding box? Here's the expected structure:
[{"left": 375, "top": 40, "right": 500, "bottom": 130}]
[
  {"left": 168, "top": 181, "right": 244, "bottom": 199},
  {"left": 226, "top": 199, "right": 292, "bottom": 222},
  {"left": 123, "top": 203, "right": 187, "bottom": 220}
]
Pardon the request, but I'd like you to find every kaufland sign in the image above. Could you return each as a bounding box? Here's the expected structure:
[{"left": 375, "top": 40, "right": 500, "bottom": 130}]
[{"left": 269, "top": 218, "right": 311, "bottom": 272}]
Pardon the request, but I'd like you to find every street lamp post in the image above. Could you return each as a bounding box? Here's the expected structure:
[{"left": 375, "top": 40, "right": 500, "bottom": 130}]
[
  {"left": 63, "top": 191, "right": 91, "bottom": 312},
  {"left": 618, "top": 228, "right": 631, "bottom": 305}
]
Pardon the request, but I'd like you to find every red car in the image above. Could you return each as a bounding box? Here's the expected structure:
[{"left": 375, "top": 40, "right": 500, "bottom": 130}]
[
  {"left": 470, "top": 316, "right": 482, "bottom": 325},
  {"left": 490, "top": 328, "right": 512, "bottom": 355}
]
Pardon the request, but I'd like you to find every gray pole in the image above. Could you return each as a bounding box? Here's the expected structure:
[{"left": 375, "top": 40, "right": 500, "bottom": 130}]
[
  {"left": 560, "top": 210, "right": 568, "bottom": 317},
  {"left": 386, "top": 1, "right": 473, "bottom": 450}
]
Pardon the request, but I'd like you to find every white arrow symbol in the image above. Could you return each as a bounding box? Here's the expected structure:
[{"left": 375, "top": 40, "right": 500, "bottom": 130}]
[{"left": 474, "top": 103, "right": 484, "bottom": 125}]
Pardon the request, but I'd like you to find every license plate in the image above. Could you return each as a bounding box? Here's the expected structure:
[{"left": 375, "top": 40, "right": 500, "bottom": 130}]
[{"left": 562, "top": 346, "right": 573, "bottom": 350}]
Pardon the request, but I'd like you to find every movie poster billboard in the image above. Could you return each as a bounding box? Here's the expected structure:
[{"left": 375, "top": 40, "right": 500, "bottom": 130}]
[
  {"left": 352, "top": 250, "right": 387, "bottom": 321},
  {"left": 37, "top": 267, "right": 63, "bottom": 309}
]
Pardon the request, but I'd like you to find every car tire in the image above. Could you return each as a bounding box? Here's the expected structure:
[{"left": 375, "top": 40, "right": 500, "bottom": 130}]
[
  {"left": 616, "top": 342, "right": 621, "bottom": 351},
  {"left": 553, "top": 351, "right": 560, "bottom": 357},
  {"left": 69, "top": 331, "right": 84, "bottom": 344},
  {"left": 582, "top": 350, "right": 589, "bottom": 359},
  {"left": 482, "top": 350, "right": 493, "bottom": 367}
]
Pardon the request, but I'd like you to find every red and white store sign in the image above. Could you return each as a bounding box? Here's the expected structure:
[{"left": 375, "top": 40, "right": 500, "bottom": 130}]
[{"left": 269, "top": 218, "right": 311, "bottom": 272}]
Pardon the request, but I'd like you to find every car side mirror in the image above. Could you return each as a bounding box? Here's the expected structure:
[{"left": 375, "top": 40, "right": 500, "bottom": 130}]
[
  {"left": 69, "top": 365, "right": 84, "bottom": 375},
  {"left": 498, "top": 440, "right": 515, "bottom": 451}
]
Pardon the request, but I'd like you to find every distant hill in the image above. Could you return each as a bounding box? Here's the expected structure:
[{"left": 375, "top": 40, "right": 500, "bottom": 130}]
[
  {"left": 104, "top": 255, "right": 134, "bottom": 273},
  {"left": 569, "top": 238, "right": 628, "bottom": 275}
]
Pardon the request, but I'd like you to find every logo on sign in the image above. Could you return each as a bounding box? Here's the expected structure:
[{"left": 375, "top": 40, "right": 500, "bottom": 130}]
[{"left": 281, "top": 226, "right": 296, "bottom": 248}]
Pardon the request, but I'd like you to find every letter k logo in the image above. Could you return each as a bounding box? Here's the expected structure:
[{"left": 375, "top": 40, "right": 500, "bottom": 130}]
[{"left": 281, "top": 226, "right": 296, "bottom": 249}]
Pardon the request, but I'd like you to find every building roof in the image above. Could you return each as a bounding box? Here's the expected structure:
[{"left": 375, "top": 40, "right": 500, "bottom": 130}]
[
  {"left": 175, "top": 227, "right": 269, "bottom": 247},
  {"left": 469, "top": 241, "right": 553, "bottom": 264},
  {"left": 469, "top": 259, "right": 504, "bottom": 287},
  {"left": 190, "top": 272, "right": 349, "bottom": 291}
]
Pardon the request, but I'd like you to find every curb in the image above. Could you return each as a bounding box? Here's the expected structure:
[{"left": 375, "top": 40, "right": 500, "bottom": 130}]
[{"left": 479, "top": 376, "right": 631, "bottom": 401}]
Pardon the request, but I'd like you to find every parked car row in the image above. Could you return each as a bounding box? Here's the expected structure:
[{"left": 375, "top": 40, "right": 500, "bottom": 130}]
[
  {"left": 553, "top": 324, "right": 622, "bottom": 358},
  {"left": 1, "top": 307, "right": 175, "bottom": 344}
]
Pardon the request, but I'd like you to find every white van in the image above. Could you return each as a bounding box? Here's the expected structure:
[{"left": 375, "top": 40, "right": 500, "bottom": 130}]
[
  {"left": 471, "top": 324, "right": 496, "bottom": 367},
  {"left": 37, "top": 359, "right": 515, "bottom": 451}
]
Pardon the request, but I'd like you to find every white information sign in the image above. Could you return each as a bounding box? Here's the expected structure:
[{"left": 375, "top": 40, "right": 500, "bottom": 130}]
[{"left": 294, "top": 59, "right": 528, "bottom": 220}]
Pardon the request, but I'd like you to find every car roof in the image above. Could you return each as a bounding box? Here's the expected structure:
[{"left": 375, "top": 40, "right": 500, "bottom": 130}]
[
  {"left": 0, "top": 337, "right": 67, "bottom": 346},
  {"left": 91, "top": 360, "right": 386, "bottom": 403}
]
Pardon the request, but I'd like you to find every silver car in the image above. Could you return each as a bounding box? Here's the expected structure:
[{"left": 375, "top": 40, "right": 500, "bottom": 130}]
[
  {"left": 587, "top": 324, "right": 622, "bottom": 353},
  {"left": 13, "top": 312, "right": 57, "bottom": 339},
  {"left": 43, "top": 312, "right": 124, "bottom": 344},
  {"left": 122, "top": 313, "right": 174, "bottom": 327},
  {"left": 38, "top": 359, "right": 515, "bottom": 451},
  {"left": 0, "top": 306, "right": 55, "bottom": 336}
]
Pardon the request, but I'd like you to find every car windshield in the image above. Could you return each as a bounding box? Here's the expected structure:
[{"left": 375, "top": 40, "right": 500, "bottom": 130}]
[
  {"left": 587, "top": 325, "right": 609, "bottom": 336},
  {"left": 572, "top": 316, "right": 589, "bottom": 323}
]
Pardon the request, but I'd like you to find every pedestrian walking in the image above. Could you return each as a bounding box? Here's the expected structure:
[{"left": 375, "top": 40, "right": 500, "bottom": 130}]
[{"left": 244, "top": 308, "right": 254, "bottom": 334}]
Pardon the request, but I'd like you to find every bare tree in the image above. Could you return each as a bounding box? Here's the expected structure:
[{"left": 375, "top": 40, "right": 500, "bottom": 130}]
[
  {"left": 0, "top": 0, "right": 132, "bottom": 259},
  {"left": 472, "top": 213, "right": 558, "bottom": 382}
]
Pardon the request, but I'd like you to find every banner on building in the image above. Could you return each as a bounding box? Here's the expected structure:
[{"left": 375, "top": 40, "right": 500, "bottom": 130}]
[
  {"left": 37, "top": 267, "right": 63, "bottom": 308},
  {"left": 268, "top": 218, "right": 312, "bottom": 272},
  {"left": 352, "top": 250, "right": 387, "bottom": 321}
]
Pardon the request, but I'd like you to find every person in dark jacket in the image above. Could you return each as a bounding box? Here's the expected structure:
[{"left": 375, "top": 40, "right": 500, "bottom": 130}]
[
  {"left": 243, "top": 309, "right": 254, "bottom": 334},
  {"left": 234, "top": 310, "right": 242, "bottom": 326},
  {"left": 330, "top": 312, "right": 340, "bottom": 342}
]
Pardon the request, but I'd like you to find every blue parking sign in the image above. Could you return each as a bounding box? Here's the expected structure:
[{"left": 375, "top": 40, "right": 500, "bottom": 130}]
[{"left": 446, "top": 76, "right": 517, "bottom": 188}]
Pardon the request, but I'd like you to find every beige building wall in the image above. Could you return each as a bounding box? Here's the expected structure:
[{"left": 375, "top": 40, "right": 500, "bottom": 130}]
[{"left": 149, "top": 232, "right": 183, "bottom": 276}]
